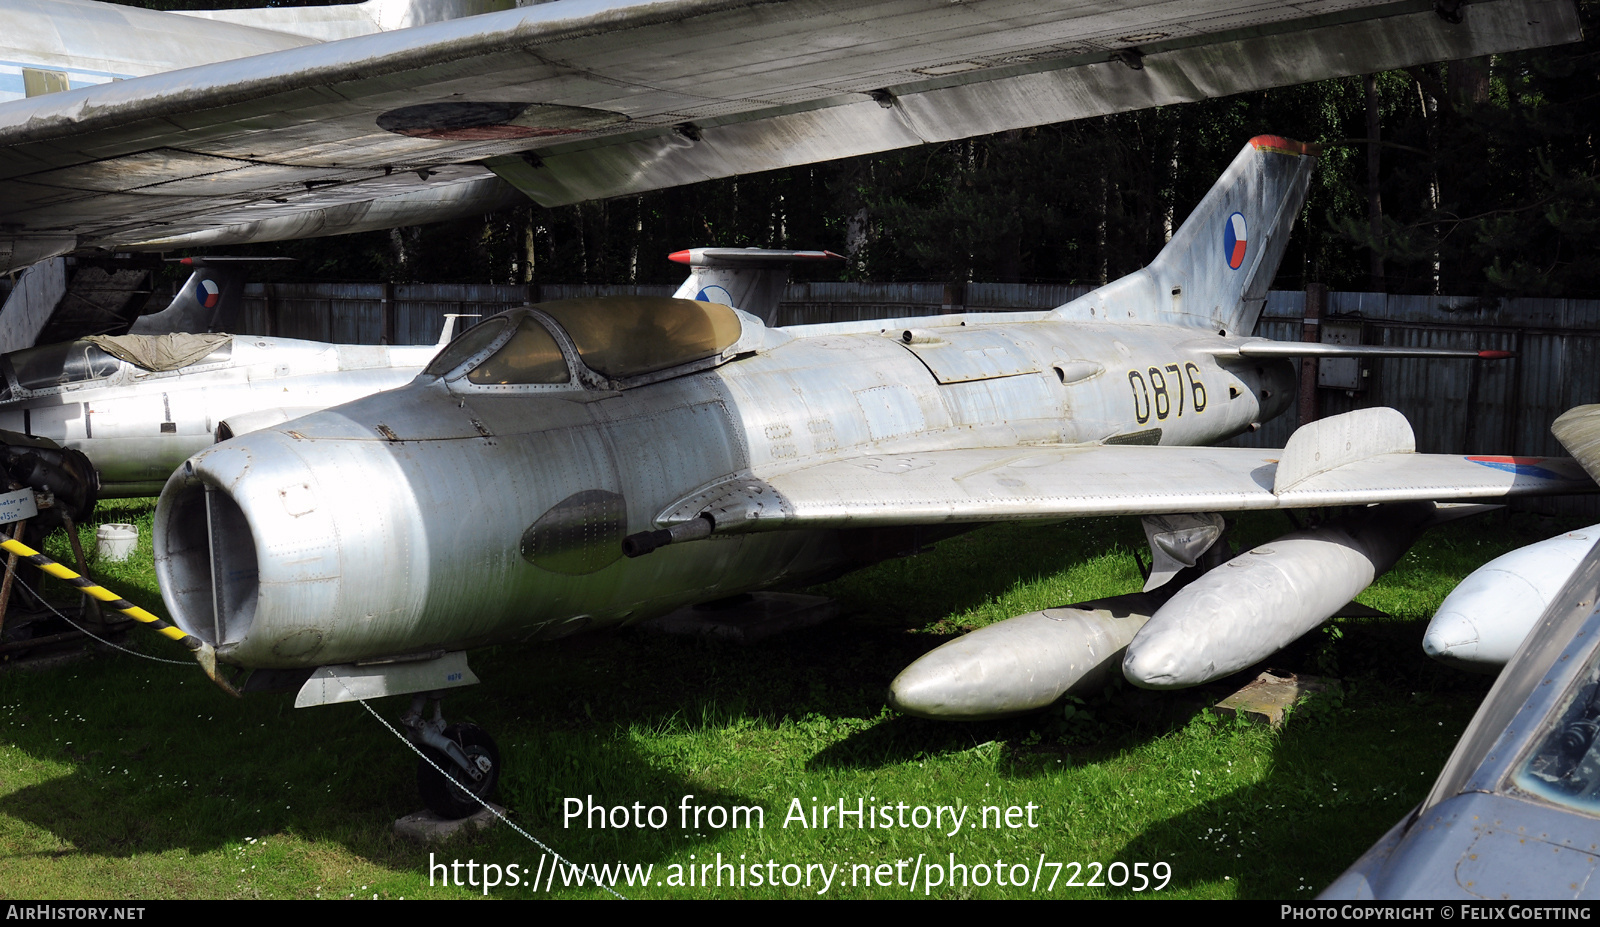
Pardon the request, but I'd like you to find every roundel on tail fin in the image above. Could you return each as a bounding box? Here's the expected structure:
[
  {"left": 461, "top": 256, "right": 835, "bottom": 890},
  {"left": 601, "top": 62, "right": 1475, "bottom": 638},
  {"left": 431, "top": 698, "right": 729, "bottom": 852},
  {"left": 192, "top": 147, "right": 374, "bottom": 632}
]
[
  {"left": 1223, "top": 212, "right": 1247, "bottom": 270},
  {"left": 196, "top": 278, "right": 220, "bottom": 308},
  {"left": 696, "top": 285, "right": 733, "bottom": 306}
]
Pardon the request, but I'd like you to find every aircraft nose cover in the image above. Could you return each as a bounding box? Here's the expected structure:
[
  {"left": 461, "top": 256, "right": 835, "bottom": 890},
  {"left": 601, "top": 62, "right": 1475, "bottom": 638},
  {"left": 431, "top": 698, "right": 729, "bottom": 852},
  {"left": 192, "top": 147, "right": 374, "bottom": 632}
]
[
  {"left": 155, "top": 432, "right": 429, "bottom": 668},
  {"left": 1421, "top": 609, "right": 1483, "bottom": 666}
]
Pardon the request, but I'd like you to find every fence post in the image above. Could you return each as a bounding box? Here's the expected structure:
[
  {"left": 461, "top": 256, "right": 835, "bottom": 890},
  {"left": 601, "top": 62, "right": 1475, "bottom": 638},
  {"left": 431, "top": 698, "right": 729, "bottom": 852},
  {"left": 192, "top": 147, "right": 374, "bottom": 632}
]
[
  {"left": 381, "top": 281, "right": 395, "bottom": 345},
  {"left": 1299, "top": 282, "right": 1326, "bottom": 426},
  {"left": 942, "top": 282, "right": 965, "bottom": 315}
]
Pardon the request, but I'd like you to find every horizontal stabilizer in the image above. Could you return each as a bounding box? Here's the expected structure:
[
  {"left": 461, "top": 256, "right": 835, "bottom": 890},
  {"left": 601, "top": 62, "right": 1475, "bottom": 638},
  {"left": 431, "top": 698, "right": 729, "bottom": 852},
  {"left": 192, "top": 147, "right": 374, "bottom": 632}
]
[
  {"left": 670, "top": 247, "right": 844, "bottom": 325},
  {"left": 1223, "top": 341, "right": 1514, "bottom": 360}
]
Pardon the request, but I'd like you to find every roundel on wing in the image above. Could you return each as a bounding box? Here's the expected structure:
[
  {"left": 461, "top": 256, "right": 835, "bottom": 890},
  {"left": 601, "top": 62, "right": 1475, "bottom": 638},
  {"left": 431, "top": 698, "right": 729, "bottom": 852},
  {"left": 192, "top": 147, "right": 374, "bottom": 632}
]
[
  {"left": 695, "top": 285, "right": 734, "bottom": 306},
  {"left": 376, "top": 102, "right": 627, "bottom": 140},
  {"left": 1223, "top": 212, "right": 1248, "bottom": 270},
  {"left": 196, "top": 278, "right": 220, "bottom": 309}
]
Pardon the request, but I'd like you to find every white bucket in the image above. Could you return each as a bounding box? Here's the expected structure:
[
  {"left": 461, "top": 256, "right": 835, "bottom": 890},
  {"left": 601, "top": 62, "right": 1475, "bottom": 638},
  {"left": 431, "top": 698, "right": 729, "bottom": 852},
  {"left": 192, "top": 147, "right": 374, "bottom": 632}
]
[{"left": 96, "top": 523, "right": 138, "bottom": 562}]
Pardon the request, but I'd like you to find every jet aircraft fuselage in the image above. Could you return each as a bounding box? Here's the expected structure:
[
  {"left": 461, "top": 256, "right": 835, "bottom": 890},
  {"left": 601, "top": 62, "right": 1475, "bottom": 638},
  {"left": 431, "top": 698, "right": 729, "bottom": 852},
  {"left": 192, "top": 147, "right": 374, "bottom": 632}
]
[
  {"left": 153, "top": 136, "right": 1585, "bottom": 688},
  {"left": 157, "top": 301, "right": 1295, "bottom": 669}
]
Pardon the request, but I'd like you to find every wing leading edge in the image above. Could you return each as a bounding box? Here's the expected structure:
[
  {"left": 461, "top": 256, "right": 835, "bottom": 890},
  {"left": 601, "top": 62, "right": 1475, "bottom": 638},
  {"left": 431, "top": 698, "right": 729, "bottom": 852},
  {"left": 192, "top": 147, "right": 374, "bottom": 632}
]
[{"left": 652, "top": 408, "right": 1594, "bottom": 534}]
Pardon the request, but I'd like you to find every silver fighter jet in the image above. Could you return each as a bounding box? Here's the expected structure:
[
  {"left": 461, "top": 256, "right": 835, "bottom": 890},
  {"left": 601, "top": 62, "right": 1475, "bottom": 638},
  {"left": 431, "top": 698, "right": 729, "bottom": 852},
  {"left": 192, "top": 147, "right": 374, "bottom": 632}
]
[
  {"left": 0, "top": 247, "right": 818, "bottom": 497},
  {"left": 151, "top": 138, "right": 1595, "bottom": 817}
]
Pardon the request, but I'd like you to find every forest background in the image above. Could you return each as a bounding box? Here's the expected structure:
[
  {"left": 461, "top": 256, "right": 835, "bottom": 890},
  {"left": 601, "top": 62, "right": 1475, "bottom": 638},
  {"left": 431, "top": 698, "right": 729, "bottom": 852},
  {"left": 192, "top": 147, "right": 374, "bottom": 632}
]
[{"left": 119, "top": 0, "right": 1600, "bottom": 299}]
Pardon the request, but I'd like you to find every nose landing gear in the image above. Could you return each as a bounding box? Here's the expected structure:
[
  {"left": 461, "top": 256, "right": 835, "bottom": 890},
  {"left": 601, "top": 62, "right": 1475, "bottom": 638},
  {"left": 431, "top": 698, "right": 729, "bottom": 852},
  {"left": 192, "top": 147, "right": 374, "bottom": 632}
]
[{"left": 401, "top": 693, "right": 501, "bottom": 819}]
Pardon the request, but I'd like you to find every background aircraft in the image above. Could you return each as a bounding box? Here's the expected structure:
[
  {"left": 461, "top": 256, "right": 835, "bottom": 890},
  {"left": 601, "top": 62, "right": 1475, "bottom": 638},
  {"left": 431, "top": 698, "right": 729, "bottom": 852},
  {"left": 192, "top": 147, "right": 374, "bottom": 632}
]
[
  {"left": 0, "top": 258, "right": 446, "bottom": 496},
  {"left": 0, "top": 0, "right": 1581, "bottom": 278},
  {"left": 147, "top": 138, "right": 1594, "bottom": 817},
  {"left": 1324, "top": 405, "right": 1600, "bottom": 900}
]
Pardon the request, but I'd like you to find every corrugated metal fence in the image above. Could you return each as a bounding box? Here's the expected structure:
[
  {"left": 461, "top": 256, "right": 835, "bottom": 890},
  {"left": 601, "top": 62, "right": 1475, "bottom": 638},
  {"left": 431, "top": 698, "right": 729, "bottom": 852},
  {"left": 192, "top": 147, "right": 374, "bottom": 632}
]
[
  {"left": 238, "top": 280, "right": 1600, "bottom": 515},
  {"left": 235, "top": 280, "right": 1098, "bottom": 340}
]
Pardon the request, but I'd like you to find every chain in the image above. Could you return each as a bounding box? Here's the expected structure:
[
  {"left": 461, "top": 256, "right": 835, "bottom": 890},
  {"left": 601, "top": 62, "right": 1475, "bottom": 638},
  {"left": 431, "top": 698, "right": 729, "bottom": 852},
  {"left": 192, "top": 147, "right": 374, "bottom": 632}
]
[
  {"left": 12, "top": 558, "right": 622, "bottom": 898},
  {"left": 12, "top": 572, "right": 191, "bottom": 665},
  {"left": 349, "top": 689, "right": 626, "bottom": 900}
]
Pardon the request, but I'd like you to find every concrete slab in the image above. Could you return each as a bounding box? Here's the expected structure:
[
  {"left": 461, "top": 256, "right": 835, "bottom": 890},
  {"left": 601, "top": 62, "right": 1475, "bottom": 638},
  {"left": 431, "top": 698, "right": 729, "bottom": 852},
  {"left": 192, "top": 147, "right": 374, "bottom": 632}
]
[
  {"left": 1213, "top": 669, "right": 1341, "bottom": 729},
  {"left": 394, "top": 803, "right": 504, "bottom": 842}
]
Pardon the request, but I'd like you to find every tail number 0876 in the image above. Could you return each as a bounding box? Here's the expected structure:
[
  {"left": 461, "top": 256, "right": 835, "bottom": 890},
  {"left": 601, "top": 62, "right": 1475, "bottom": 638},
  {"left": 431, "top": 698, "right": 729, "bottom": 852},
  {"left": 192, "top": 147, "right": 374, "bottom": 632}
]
[{"left": 1128, "top": 363, "right": 1206, "bottom": 424}]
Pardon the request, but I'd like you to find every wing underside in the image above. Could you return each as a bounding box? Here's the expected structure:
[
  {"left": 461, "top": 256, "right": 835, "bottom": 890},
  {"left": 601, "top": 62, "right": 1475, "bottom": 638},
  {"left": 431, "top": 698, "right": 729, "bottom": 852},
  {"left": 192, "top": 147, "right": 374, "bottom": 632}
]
[{"left": 0, "top": 0, "right": 1582, "bottom": 266}]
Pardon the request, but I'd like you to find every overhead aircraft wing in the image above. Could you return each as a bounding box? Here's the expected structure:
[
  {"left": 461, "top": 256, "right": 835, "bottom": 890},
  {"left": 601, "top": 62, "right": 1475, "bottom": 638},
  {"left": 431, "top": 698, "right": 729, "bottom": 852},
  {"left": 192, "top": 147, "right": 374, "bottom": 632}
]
[
  {"left": 651, "top": 408, "right": 1595, "bottom": 534},
  {"left": 0, "top": 0, "right": 1581, "bottom": 268}
]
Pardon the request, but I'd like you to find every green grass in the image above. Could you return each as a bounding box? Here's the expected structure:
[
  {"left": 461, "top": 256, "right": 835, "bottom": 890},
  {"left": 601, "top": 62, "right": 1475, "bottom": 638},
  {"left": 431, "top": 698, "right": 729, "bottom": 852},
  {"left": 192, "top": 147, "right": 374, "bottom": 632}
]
[{"left": 0, "top": 506, "right": 1581, "bottom": 899}]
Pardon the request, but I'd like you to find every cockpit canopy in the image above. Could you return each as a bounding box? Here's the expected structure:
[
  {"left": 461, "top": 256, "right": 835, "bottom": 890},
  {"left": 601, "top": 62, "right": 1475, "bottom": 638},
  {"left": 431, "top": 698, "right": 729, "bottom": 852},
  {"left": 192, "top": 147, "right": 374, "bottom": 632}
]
[{"left": 425, "top": 298, "right": 746, "bottom": 387}]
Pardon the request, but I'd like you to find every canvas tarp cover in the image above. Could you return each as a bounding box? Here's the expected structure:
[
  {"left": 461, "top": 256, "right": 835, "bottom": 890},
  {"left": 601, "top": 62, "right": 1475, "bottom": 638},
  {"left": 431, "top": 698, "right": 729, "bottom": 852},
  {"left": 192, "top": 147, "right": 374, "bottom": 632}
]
[{"left": 84, "top": 333, "right": 232, "bottom": 371}]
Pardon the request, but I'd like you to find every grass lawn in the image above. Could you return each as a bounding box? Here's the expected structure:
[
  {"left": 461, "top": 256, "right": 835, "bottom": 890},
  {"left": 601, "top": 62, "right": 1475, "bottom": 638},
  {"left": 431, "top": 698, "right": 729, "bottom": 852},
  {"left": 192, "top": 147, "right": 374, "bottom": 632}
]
[{"left": 0, "top": 501, "right": 1577, "bottom": 899}]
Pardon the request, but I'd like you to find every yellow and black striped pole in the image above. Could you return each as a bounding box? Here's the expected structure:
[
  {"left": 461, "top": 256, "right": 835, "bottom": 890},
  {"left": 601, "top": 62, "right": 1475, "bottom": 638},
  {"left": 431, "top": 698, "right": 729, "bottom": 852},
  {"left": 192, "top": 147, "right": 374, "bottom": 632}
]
[{"left": 0, "top": 536, "right": 240, "bottom": 697}]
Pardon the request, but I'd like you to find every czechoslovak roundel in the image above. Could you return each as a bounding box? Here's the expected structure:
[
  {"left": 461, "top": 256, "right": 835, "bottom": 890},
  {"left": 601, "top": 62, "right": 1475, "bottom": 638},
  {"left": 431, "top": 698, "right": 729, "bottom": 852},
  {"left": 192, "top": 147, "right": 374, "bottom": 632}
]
[{"left": 1224, "top": 212, "right": 1247, "bottom": 270}]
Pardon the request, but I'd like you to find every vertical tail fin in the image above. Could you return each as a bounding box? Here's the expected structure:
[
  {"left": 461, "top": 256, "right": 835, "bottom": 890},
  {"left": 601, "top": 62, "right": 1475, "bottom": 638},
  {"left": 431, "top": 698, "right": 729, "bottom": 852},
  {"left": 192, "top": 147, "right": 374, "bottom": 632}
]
[
  {"left": 437, "top": 313, "right": 480, "bottom": 346},
  {"left": 670, "top": 248, "right": 843, "bottom": 325},
  {"left": 1052, "top": 136, "right": 1317, "bottom": 336},
  {"left": 130, "top": 256, "right": 292, "bottom": 335}
]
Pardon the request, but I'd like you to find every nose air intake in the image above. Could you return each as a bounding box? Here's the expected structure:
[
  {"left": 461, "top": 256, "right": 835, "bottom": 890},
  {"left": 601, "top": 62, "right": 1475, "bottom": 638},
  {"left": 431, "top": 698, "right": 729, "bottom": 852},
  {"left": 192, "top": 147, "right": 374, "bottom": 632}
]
[{"left": 156, "top": 475, "right": 259, "bottom": 647}]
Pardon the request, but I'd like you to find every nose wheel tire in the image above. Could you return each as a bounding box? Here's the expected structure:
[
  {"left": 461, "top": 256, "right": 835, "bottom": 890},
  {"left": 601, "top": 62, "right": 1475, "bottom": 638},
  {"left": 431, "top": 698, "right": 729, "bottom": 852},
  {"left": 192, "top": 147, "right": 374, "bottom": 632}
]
[{"left": 417, "top": 722, "right": 500, "bottom": 820}]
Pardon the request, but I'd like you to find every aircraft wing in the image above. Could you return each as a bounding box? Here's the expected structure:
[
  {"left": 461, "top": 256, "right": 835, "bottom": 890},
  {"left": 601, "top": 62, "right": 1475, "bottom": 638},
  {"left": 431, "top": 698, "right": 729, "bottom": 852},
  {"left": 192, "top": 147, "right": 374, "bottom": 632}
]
[
  {"left": 0, "top": 0, "right": 1582, "bottom": 267},
  {"left": 657, "top": 408, "right": 1595, "bottom": 532}
]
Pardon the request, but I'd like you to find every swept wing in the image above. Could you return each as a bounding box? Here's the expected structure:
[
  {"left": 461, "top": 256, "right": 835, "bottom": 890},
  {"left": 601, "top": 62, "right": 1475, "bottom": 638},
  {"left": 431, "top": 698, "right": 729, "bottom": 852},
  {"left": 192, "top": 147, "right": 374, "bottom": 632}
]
[
  {"left": 0, "top": 0, "right": 1581, "bottom": 266},
  {"left": 651, "top": 408, "right": 1593, "bottom": 535}
]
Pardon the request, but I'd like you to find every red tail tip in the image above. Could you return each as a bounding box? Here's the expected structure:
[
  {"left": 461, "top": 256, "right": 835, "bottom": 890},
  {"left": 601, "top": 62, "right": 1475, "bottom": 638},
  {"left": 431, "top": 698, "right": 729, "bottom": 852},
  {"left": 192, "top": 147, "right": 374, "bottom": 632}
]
[
  {"left": 1249, "top": 136, "right": 1320, "bottom": 156},
  {"left": 667, "top": 250, "right": 692, "bottom": 264}
]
